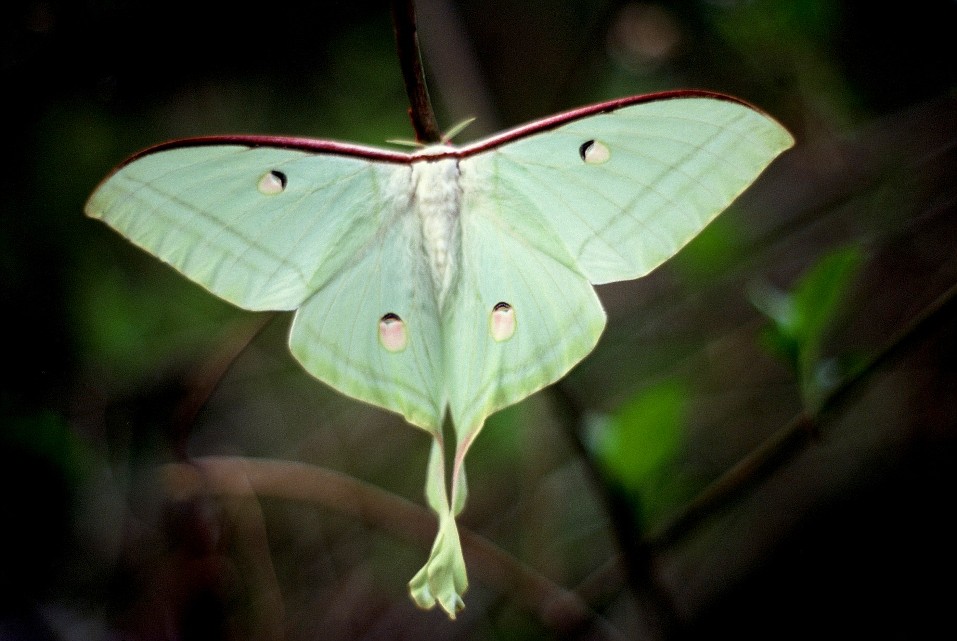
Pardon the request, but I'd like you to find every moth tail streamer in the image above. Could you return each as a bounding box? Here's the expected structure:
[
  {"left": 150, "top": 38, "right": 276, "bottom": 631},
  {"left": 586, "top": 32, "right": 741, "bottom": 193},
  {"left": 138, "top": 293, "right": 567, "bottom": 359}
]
[{"left": 408, "top": 436, "right": 469, "bottom": 617}]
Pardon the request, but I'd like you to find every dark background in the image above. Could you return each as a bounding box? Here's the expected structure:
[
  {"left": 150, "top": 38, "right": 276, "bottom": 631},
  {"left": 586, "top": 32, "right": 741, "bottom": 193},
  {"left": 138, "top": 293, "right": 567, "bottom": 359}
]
[{"left": 2, "top": 1, "right": 956, "bottom": 639}]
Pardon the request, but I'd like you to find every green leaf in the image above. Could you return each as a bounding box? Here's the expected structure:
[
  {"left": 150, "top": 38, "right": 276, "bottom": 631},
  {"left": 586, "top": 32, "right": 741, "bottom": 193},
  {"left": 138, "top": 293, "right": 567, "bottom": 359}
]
[
  {"left": 76, "top": 254, "right": 242, "bottom": 379},
  {"left": 590, "top": 379, "right": 689, "bottom": 523},
  {"left": 673, "top": 215, "right": 744, "bottom": 281},
  {"left": 751, "top": 245, "right": 863, "bottom": 410},
  {"left": 3, "top": 409, "right": 95, "bottom": 487}
]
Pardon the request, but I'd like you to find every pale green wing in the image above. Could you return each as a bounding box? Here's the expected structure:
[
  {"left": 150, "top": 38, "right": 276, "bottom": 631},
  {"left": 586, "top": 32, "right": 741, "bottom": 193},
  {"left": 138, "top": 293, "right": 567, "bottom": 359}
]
[
  {"left": 411, "top": 98, "right": 792, "bottom": 616},
  {"left": 444, "top": 93, "right": 792, "bottom": 445},
  {"left": 86, "top": 144, "right": 401, "bottom": 311},
  {"left": 443, "top": 178, "right": 606, "bottom": 437},
  {"left": 409, "top": 144, "right": 616, "bottom": 618},
  {"left": 85, "top": 94, "right": 794, "bottom": 620},
  {"left": 85, "top": 143, "right": 445, "bottom": 431},
  {"left": 289, "top": 194, "right": 445, "bottom": 433},
  {"left": 463, "top": 95, "right": 794, "bottom": 285}
]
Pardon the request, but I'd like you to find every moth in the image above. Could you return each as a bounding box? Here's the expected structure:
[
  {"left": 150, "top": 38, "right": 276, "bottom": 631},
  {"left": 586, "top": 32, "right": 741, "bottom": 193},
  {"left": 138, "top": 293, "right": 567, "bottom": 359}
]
[{"left": 86, "top": 90, "right": 793, "bottom": 616}]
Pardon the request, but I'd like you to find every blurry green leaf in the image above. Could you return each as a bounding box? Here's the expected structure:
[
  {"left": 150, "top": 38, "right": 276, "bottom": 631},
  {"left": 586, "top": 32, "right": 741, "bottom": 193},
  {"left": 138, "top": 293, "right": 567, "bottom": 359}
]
[
  {"left": 673, "top": 215, "right": 744, "bottom": 280},
  {"left": 706, "top": 0, "right": 863, "bottom": 125},
  {"left": 471, "top": 401, "right": 528, "bottom": 471},
  {"left": 321, "top": 22, "right": 411, "bottom": 144},
  {"left": 75, "top": 252, "right": 244, "bottom": 380},
  {"left": 751, "top": 245, "right": 863, "bottom": 411},
  {"left": 589, "top": 379, "right": 688, "bottom": 523},
  {"left": 3, "top": 408, "right": 95, "bottom": 487},
  {"left": 711, "top": 0, "right": 840, "bottom": 45}
]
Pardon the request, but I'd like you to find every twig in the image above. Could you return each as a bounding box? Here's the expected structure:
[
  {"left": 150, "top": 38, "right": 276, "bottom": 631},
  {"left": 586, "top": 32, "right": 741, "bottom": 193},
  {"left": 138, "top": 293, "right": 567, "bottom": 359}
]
[
  {"left": 572, "top": 274, "right": 957, "bottom": 605},
  {"left": 648, "top": 278, "right": 957, "bottom": 548},
  {"left": 161, "top": 456, "right": 628, "bottom": 641},
  {"left": 391, "top": 0, "right": 442, "bottom": 143},
  {"left": 170, "top": 313, "right": 276, "bottom": 459},
  {"left": 219, "top": 481, "right": 286, "bottom": 641},
  {"left": 552, "top": 383, "right": 678, "bottom": 640}
]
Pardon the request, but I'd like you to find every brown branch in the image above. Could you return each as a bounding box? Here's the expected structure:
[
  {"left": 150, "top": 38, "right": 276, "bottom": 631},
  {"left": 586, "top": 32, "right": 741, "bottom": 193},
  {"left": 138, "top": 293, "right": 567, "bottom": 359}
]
[
  {"left": 391, "top": 0, "right": 441, "bottom": 143},
  {"left": 648, "top": 278, "right": 957, "bottom": 549},
  {"left": 161, "top": 456, "right": 627, "bottom": 641},
  {"left": 218, "top": 483, "right": 286, "bottom": 640},
  {"left": 551, "top": 382, "right": 677, "bottom": 639},
  {"left": 571, "top": 274, "right": 957, "bottom": 605},
  {"left": 171, "top": 313, "right": 276, "bottom": 459}
]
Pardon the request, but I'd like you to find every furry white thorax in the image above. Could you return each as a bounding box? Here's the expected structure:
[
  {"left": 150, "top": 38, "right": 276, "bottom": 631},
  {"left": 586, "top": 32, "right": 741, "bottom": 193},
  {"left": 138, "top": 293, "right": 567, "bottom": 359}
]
[{"left": 411, "top": 156, "right": 461, "bottom": 309}]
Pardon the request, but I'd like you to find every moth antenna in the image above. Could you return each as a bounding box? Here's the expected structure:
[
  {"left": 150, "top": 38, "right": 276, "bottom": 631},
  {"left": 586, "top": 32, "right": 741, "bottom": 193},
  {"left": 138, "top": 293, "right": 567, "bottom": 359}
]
[
  {"left": 442, "top": 117, "right": 477, "bottom": 144},
  {"left": 387, "top": 137, "right": 427, "bottom": 148}
]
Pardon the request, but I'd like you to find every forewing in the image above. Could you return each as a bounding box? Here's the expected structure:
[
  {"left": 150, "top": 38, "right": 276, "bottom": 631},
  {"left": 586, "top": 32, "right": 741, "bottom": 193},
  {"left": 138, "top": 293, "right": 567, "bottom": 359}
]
[
  {"left": 85, "top": 143, "right": 403, "bottom": 310},
  {"left": 465, "top": 95, "right": 794, "bottom": 284},
  {"left": 87, "top": 141, "right": 445, "bottom": 429}
]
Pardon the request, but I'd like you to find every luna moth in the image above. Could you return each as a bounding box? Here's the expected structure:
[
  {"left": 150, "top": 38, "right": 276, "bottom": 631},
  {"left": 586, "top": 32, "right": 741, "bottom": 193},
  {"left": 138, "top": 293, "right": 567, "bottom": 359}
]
[{"left": 85, "top": 90, "right": 793, "bottom": 617}]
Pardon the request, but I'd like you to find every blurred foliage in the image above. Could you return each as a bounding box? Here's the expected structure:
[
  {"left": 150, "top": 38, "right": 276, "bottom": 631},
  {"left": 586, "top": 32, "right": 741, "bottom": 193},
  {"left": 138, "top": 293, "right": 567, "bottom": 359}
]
[
  {"left": 669, "top": 213, "right": 746, "bottom": 280},
  {"left": 2, "top": 0, "right": 956, "bottom": 639},
  {"left": 0, "top": 408, "right": 98, "bottom": 623},
  {"left": 76, "top": 250, "right": 244, "bottom": 380},
  {"left": 751, "top": 245, "right": 864, "bottom": 412},
  {"left": 589, "top": 378, "right": 692, "bottom": 527}
]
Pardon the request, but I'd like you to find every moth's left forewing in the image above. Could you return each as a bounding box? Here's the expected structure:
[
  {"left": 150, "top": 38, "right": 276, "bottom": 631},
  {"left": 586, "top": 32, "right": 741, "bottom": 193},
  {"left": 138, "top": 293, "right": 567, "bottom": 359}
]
[
  {"left": 86, "top": 144, "right": 400, "bottom": 311},
  {"left": 88, "top": 137, "right": 451, "bottom": 433}
]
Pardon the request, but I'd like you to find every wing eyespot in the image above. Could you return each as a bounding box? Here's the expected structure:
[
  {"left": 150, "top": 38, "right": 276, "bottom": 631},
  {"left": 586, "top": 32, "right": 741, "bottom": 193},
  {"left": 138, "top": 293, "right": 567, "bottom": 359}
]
[
  {"left": 579, "top": 140, "right": 610, "bottom": 165},
  {"left": 257, "top": 170, "right": 288, "bottom": 195},
  {"left": 378, "top": 313, "right": 408, "bottom": 352},
  {"left": 490, "top": 302, "right": 516, "bottom": 342}
]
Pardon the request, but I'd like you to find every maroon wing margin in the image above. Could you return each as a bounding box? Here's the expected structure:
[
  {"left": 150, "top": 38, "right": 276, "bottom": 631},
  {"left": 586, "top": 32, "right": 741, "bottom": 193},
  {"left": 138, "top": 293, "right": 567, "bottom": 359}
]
[
  {"left": 455, "top": 89, "right": 759, "bottom": 157},
  {"left": 99, "top": 90, "right": 758, "bottom": 178}
]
